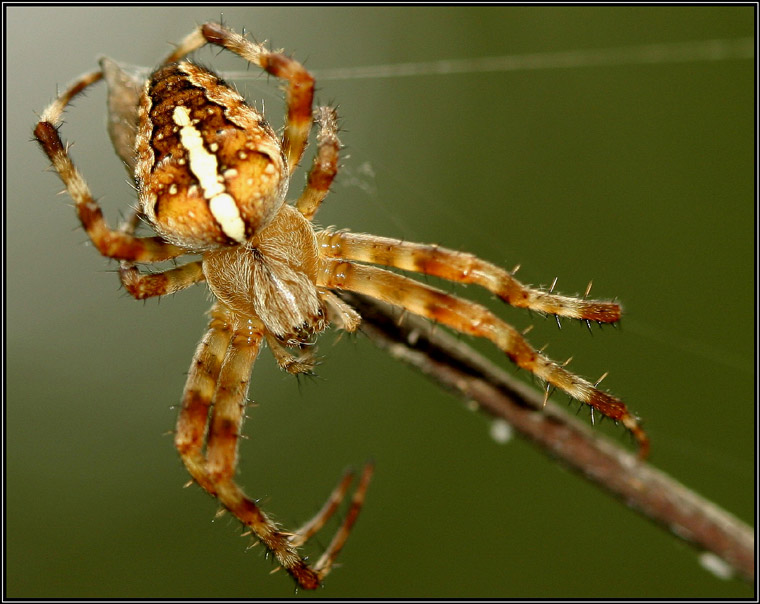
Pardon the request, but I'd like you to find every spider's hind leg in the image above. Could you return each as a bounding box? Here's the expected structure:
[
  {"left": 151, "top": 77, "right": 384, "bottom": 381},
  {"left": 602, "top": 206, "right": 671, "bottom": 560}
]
[
  {"left": 34, "top": 71, "right": 186, "bottom": 263},
  {"left": 38, "top": 69, "right": 104, "bottom": 126},
  {"left": 296, "top": 106, "right": 341, "bottom": 221},
  {"left": 114, "top": 208, "right": 206, "bottom": 300},
  {"left": 165, "top": 22, "right": 316, "bottom": 172}
]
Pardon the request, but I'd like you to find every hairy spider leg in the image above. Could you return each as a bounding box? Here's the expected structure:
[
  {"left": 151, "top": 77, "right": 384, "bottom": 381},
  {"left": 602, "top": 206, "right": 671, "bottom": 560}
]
[
  {"left": 288, "top": 468, "right": 357, "bottom": 548},
  {"left": 176, "top": 303, "right": 373, "bottom": 589},
  {"left": 175, "top": 303, "right": 234, "bottom": 495},
  {"left": 119, "top": 261, "right": 206, "bottom": 299},
  {"left": 319, "top": 258, "right": 648, "bottom": 458},
  {"left": 318, "top": 230, "right": 621, "bottom": 323},
  {"left": 312, "top": 462, "right": 374, "bottom": 578},
  {"left": 34, "top": 74, "right": 186, "bottom": 263},
  {"left": 112, "top": 209, "right": 207, "bottom": 300},
  {"left": 295, "top": 106, "right": 341, "bottom": 221},
  {"left": 165, "top": 22, "right": 315, "bottom": 172}
]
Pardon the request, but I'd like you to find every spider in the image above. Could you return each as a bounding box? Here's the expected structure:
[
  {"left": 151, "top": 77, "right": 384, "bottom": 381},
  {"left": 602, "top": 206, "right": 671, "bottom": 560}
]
[{"left": 34, "top": 22, "right": 648, "bottom": 590}]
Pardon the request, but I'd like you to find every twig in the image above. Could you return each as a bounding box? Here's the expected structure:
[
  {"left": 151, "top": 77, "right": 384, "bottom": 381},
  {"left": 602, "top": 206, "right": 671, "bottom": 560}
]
[{"left": 339, "top": 292, "right": 755, "bottom": 583}]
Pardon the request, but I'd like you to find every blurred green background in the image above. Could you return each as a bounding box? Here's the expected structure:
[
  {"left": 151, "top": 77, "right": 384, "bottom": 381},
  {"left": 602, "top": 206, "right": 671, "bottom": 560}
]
[{"left": 7, "top": 6, "right": 753, "bottom": 598}]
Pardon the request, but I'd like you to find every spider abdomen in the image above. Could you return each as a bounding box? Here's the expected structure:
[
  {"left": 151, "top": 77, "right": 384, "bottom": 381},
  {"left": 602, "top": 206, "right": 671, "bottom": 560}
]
[{"left": 136, "top": 62, "right": 289, "bottom": 251}]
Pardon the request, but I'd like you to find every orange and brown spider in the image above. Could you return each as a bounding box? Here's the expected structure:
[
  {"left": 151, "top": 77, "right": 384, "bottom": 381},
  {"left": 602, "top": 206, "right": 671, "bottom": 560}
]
[{"left": 34, "top": 22, "right": 648, "bottom": 590}]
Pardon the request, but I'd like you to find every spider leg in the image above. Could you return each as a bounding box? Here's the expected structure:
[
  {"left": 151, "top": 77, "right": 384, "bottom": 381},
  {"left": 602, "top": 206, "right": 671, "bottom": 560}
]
[
  {"left": 288, "top": 460, "right": 374, "bottom": 566},
  {"left": 165, "top": 22, "right": 315, "bottom": 173},
  {"left": 33, "top": 74, "right": 187, "bottom": 263},
  {"left": 175, "top": 303, "right": 233, "bottom": 495},
  {"left": 119, "top": 261, "right": 205, "bottom": 300},
  {"left": 265, "top": 334, "right": 317, "bottom": 375},
  {"left": 312, "top": 462, "right": 374, "bottom": 579},
  {"left": 201, "top": 316, "right": 316, "bottom": 581},
  {"left": 295, "top": 106, "right": 341, "bottom": 221},
  {"left": 317, "top": 230, "right": 621, "bottom": 323},
  {"left": 178, "top": 304, "right": 372, "bottom": 589},
  {"left": 39, "top": 69, "right": 104, "bottom": 127},
  {"left": 321, "top": 290, "right": 362, "bottom": 333},
  {"left": 114, "top": 208, "right": 205, "bottom": 299},
  {"left": 319, "top": 258, "right": 648, "bottom": 458},
  {"left": 175, "top": 306, "right": 311, "bottom": 581},
  {"left": 289, "top": 467, "right": 356, "bottom": 548}
]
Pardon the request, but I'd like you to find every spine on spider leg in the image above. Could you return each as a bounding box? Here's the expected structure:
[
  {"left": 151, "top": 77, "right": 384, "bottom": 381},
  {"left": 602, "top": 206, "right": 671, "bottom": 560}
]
[
  {"left": 321, "top": 258, "right": 646, "bottom": 456},
  {"left": 506, "top": 335, "right": 649, "bottom": 458},
  {"left": 316, "top": 230, "right": 622, "bottom": 324},
  {"left": 515, "top": 291, "right": 622, "bottom": 324},
  {"left": 483, "top": 268, "right": 622, "bottom": 323}
]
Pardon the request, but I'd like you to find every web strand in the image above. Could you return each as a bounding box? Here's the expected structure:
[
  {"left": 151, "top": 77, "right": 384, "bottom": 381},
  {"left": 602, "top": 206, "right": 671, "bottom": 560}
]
[{"left": 216, "top": 37, "right": 754, "bottom": 82}]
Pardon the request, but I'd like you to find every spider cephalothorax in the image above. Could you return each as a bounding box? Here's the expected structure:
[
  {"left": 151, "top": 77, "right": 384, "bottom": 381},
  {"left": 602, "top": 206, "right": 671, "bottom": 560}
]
[{"left": 35, "top": 22, "right": 647, "bottom": 590}]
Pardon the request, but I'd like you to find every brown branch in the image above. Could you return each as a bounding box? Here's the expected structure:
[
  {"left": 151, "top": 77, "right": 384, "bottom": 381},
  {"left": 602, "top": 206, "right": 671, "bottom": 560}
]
[{"left": 339, "top": 292, "right": 755, "bottom": 583}]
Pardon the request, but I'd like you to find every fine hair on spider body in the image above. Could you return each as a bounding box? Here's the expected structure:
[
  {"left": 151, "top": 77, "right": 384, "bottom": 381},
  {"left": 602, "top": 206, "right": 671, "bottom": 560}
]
[{"left": 34, "top": 21, "right": 647, "bottom": 590}]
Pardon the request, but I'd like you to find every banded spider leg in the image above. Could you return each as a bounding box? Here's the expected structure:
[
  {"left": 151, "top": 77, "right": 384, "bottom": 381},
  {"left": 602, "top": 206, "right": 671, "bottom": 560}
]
[{"left": 316, "top": 235, "right": 648, "bottom": 458}]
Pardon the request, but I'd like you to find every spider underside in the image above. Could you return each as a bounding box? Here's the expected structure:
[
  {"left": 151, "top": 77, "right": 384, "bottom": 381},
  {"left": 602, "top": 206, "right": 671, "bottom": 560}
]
[{"left": 34, "top": 22, "right": 648, "bottom": 590}]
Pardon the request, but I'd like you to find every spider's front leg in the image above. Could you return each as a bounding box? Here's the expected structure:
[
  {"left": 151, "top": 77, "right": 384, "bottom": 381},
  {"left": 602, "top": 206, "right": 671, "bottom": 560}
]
[
  {"left": 175, "top": 303, "right": 233, "bottom": 494},
  {"left": 175, "top": 305, "right": 315, "bottom": 583},
  {"left": 176, "top": 303, "right": 372, "bottom": 589},
  {"left": 319, "top": 258, "right": 648, "bottom": 457}
]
